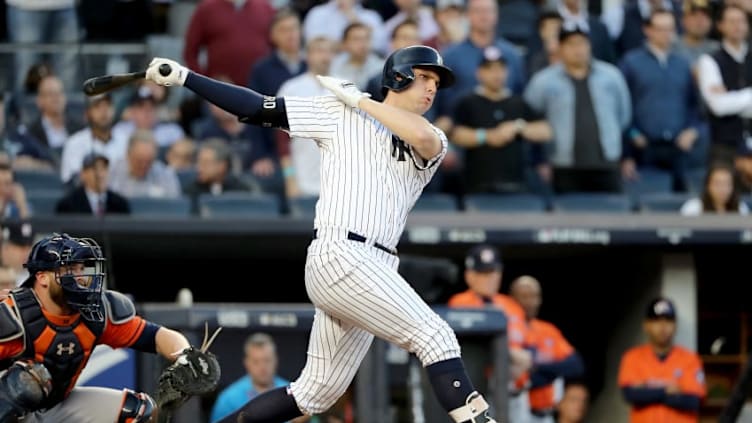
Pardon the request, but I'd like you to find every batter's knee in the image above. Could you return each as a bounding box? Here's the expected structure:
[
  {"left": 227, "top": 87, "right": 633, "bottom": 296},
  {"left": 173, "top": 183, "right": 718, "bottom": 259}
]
[
  {"left": 117, "top": 389, "right": 155, "bottom": 423},
  {"left": 412, "top": 315, "right": 461, "bottom": 366},
  {"left": 290, "top": 378, "right": 349, "bottom": 415}
]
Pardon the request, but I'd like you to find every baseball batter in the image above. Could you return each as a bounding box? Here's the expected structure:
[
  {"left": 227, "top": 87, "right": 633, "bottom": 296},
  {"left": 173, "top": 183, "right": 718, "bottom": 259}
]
[{"left": 146, "top": 46, "right": 499, "bottom": 423}]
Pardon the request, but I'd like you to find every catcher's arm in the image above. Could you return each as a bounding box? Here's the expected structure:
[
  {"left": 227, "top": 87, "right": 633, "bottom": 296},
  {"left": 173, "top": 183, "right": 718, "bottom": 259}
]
[{"left": 155, "top": 327, "right": 191, "bottom": 362}]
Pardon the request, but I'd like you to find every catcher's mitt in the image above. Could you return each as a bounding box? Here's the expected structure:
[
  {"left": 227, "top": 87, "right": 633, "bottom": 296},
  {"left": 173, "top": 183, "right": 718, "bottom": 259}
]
[{"left": 155, "top": 324, "right": 222, "bottom": 417}]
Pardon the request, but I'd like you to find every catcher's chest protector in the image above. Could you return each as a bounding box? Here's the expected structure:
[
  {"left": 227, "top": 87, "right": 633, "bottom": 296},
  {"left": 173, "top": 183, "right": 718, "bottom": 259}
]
[{"left": 10, "top": 289, "right": 104, "bottom": 407}]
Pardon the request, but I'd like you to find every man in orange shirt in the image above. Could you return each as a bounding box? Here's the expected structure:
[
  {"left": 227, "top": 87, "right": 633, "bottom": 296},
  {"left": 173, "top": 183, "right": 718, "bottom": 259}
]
[
  {"left": 448, "top": 244, "right": 533, "bottom": 422},
  {"left": 510, "top": 276, "right": 585, "bottom": 423},
  {"left": 618, "top": 297, "right": 706, "bottom": 423}
]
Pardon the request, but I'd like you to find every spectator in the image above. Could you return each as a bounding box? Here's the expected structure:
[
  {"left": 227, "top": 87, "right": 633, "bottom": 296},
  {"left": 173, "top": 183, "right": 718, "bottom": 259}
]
[
  {"left": 554, "top": 380, "right": 590, "bottom": 423},
  {"left": 112, "top": 86, "right": 185, "bottom": 149},
  {"left": 5, "top": 0, "right": 79, "bottom": 93},
  {"left": 194, "top": 84, "right": 277, "bottom": 179},
  {"left": 450, "top": 46, "right": 552, "bottom": 194},
  {"left": 109, "top": 129, "right": 182, "bottom": 199},
  {"left": 302, "top": 0, "right": 387, "bottom": 54},
  {"left": 524, "top": 22, "right": 632, "bottom": 193},
  {"left": 510, "top": 276, "right": 585, "bottom": 423},
  {"left": 0, "top": 93, "right": 53, "bottom": 169},
  {"left": 0, "top": 162, "right": 30, "bottom": 219},
  {"left": 366, "top": 19, "right": 422, "bottom": 101},
  {"left": 22, "top": 74, "right": 83, "bottom": 169},
  {"left": 674, "top": 0, "right": 719, "bottom": 68},
  {"left": 527, "top": 11, "right": 563, "bottom": 76},
  {"left": 210, "top": 333, "right": 309, "bottom": 423},
  {"left": 184, "top": 0, "right": 275, "bottom": 86},
  {"left": 1, "top": 219, "right": 35, "bottom": 287},
  {"left": 552, "top": 0, "right": 615, "bottom": 63},
  {"left": 247, "top": 9, "right": 306, "bottom": 97},
  {"left": 735, "top": 140, "right": 752, "bottom": 194},
  {"left": 166, "top": 137, "right": 197, "bottom": 172},
  {"left": 330, "top": 23, "right": 385, "bottom": 90},
  {"left": 680, "top": 160, "right": 749, "bottom": 214},
  {"left": 433, "top": 0, "right": 468, "bottom": 51},
  {"left": 60, "top": 93, "right": 128, "bottom": 185},
  {"left": 618, "top": 297, "right": 707, "bottom": 423},
  {"left": 697, "top": 4, "right": 752, "bottom": 164},
  {"left": 435, "top": 0, "right": 526, "bottom": 127},
  {"left": 447, "top": 244, "right": 533, "bottom": 418},
  {"left": 603, "top": 0, "right": 683, "bottom": 56},
  {"left": 184, "top": 139, "right": 256, "bottom": 212},
  {"left": 277, "top": 37, "right": 337, "bottom": 198},
  {"left": 383, "top": 0, "right": 440, "bottom": 49},
  {"left": 619, "top": 9, "right": 702, "bottom": 192},
  {"left": 56, "top": 152, "right": 131, "bottom": 215}
]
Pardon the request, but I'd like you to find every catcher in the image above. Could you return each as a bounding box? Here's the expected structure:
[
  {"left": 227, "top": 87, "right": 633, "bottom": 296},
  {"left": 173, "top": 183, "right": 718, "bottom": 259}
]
[{"left": 0, "top": 233, "right": 220, "bottom": 422}]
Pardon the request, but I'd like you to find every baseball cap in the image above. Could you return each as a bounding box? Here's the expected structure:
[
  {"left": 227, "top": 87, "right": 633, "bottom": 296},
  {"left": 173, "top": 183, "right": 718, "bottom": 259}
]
[
  {"left": 465, "top": 244, "right": 502, "bottom": 272},
  {"left": 2, "top": 220, "right": 35, "bottom": 246},
  {"left": 81, "top": 152, "right": 109, "bottom": 169},
  {"left": 645, "top": 297, "right": 677, "bottom": 320},
  {"left": 130, "top": 85, "right": 157, "bottom": 105},
  {"left": 559, "top": 20, "right": 590, "bottom": 42},
  {"left": 479, "top": 46, "right": 507, "bottom": 67}
]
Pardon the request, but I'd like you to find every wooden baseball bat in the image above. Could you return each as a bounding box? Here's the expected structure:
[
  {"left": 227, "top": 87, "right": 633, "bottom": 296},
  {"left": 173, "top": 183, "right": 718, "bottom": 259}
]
[{"left": 82, "top": 64, "right": 172, "bottom": 96}]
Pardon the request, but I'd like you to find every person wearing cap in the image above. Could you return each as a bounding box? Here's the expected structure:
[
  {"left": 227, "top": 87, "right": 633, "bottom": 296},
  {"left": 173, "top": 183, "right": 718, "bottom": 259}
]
[
  {"left": 617, "top": 297, "right": 707, "bottom": 423},
  {"left": 60, "top": 92, "right": 128, "bottom": 185},
  {"left": 450, "top": 45, "right": 552, "bottom": 194},
  {"left": 524, "top": 21, "right": 632, "bottom": 193},
  {"left": 111, "top": 85, "right": 185, "bottom": 149},
  {"left": 448, "top": 244, "right": 533, "bottom": 423},
  {"left": 0, "top": 219, "right": 35, "bottom": 287},
  {"left": 674, "top": 0, "right": 720, "bottom": 66},
  {"left": 619, "top": 9, "right": 703, "bottom": 192},
  {"left": 697, "top": 4, "right": 752, "bottom": 164},
  {"left": 510, "top": 276, "right": 584, "bottom": 423},
  {"left": 55, "top": 152, "right": 131, "bottom": 215}
]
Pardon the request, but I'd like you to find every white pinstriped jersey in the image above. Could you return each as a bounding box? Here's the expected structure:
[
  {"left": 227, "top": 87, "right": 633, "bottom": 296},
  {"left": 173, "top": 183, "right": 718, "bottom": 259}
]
[{"left": 284, "top": 95, "right": 447, "bottom": 250}]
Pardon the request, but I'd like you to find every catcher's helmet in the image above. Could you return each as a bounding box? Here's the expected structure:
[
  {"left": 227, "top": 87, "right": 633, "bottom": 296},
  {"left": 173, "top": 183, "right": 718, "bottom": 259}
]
[
  {"left": 381, "top": 45, "right": 455, "bottom": 96},
  {"left": 24, "top": 233, "right": 107, "bottom": 321}
]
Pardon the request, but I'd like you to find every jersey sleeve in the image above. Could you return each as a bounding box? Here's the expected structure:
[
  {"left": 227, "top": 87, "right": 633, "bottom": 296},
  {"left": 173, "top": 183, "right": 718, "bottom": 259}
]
[
  {"left": 550, "top": 325, "right": 575, "bottom": 360},
  {"left": 283, "top": 96, "right": 343, "bottom": 144},
  {"left": 679, "top": 352, "right": 707, "bottom": 398},
  {"left": 99, "top": 315, "right": 148, "bottom": 349},
  {"left": 408, "top": 124, "right": 447, "bottom": 171},
  {"left": 618, "top": 349, "right": 643, "bottom": 387}
]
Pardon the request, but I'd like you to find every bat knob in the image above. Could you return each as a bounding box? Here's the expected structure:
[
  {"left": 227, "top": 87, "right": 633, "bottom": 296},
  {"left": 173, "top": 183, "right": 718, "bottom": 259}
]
[{"left": 158, "top": 64, "right": 172, "bottom": 77}]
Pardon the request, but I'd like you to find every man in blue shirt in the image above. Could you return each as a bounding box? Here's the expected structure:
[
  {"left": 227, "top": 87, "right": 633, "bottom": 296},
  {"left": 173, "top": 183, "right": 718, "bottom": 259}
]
[{"left": 210, "top": 333, "right": 310, "bottom": 423}]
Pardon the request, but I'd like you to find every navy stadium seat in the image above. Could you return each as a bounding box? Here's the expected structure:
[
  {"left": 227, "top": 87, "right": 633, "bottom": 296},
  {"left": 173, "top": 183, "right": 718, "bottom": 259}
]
[
  {"left": 128, "top": 196, "right": 192, "bottom": 217},
  {"left": 28, "top": 189, "right": 63, "bottom": 216},
  {"left": 463, "top": 193, "right": 547, "bottom": 212},
  {"left": 552, "top": 193, "right": 634, "bottom": 213},
  {"left": 412, "top": 193, "right": 458, "bottom": 212},
  {"left": 638, "top": 192, "right": 692, "bottom": 213},
  {"left": 198, "top": 192, "right": 280, "bottom": 218}
]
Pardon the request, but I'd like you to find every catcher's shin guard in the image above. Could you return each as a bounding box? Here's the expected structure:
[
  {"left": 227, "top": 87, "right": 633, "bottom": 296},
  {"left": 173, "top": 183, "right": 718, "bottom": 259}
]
[
  {"left": 448, "top": 391, "right": 498, "bottom": 423},
  {"left": 117, "top": 389, "right": 155, "bottom": 423}
]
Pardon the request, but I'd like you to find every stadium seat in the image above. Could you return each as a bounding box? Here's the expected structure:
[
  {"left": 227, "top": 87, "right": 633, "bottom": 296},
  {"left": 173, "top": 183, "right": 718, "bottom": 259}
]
[
  {"left": 412, "top": 193, "right": 458, "bottom": 212},
  {"left": 14, "top": 169, "right": 64, "bottom": 192},
  {"left": 551, "top": 193, "right": 635, "bottom": 213},
  {"left": 624, "top": 168, "right": 673, "bottom": 195},
  {"left": 288, "top": 196, "right": 319, "bottom": 218},
  {"left": 638, "top": 192, "right": 693, "bottom": 213},
  {"left": 463, "top": 193, "right": 548, "bottom": 212},
  {"left": 198, "top": 192, "right": 280, "bottom": 218},
  {"left": 176, "top": 169, "right": 197, "bottom": 191},
  {"left": 129, "top": 196, "right": 192, "bottom": 217},
  {"left": 686, "top": 167, "right": 707, "bottom": 195},
  {"left": 28, "top": 189, "right": 63, "bottom": 216}
]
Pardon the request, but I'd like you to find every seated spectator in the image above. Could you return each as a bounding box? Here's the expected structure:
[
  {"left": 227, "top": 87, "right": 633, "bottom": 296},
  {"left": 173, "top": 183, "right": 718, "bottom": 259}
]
[
  {"left": 166, "top": 137, "right": 197, "bottom": 172},
  {"left": 184, "top": 139, "right": 256, "bottom": 212},
  {"left": 383, "top": 0, "right": 439, "bottom": 49},
  {"left": 112, "top": 86, "right": 185, "bottom": 149},
  {"left": 680, "top": 161, "right": 749, "bottom": 215},
  {"left": 0, "top": 93, "right": 52, "bottom": 170},
  {"left": 450, "top": 46, "right": 552, "bottom": 194},
  {"left": 366, "top": 19, "right": 422, "bottom": 101},
  {"left": 619, "top": 9, "right": 702, "bottom": 192},
  {"left": 330, "top": 23, "right": 385, "bottom": 91},
  {"left": 302, "top": 0, "right": 387, "bottom": 53},
  {"left": 109, "top": 129, "right": 182, "bottom": 198},
  {"left": 0, "top": 219, "right": 35, "bottom": 286},
  {"left": 527, "top": 11, "right": 563, "bottom": 77},
  {"left": 60, "top": 93, "right": 128, "bottom": 185},
  {"left": 56, "top": 152, "right": 131, "bottom": 215},
  {"left": 554, "top": 380, "right": 590, "bottom": 423},
  {"left": 0, "top": 163, "right": 30, "bottom": 219},
  {"left": 524, "top": 22, "right": 631, "bottom": 193}
]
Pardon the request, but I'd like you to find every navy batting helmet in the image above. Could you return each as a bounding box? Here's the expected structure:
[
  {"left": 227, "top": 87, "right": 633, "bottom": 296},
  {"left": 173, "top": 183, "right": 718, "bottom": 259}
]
[
  {"left": 381, "top": 45, "right": 455, "bottom": 96},
  {"left": 24, "top": 233, "right": 107, "bottom": 321}
]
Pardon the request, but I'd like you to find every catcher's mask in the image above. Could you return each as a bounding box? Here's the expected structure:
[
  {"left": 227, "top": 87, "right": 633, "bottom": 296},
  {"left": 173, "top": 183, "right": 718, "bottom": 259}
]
[{"left": 23, "top": 233, "right": 107, "bottom": 322}]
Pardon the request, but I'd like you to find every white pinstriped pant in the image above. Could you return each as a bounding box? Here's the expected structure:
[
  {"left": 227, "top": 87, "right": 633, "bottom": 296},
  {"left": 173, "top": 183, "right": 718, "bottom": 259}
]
[{"left": 289, "top": 232, "right": 462, "bottom": 415}]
